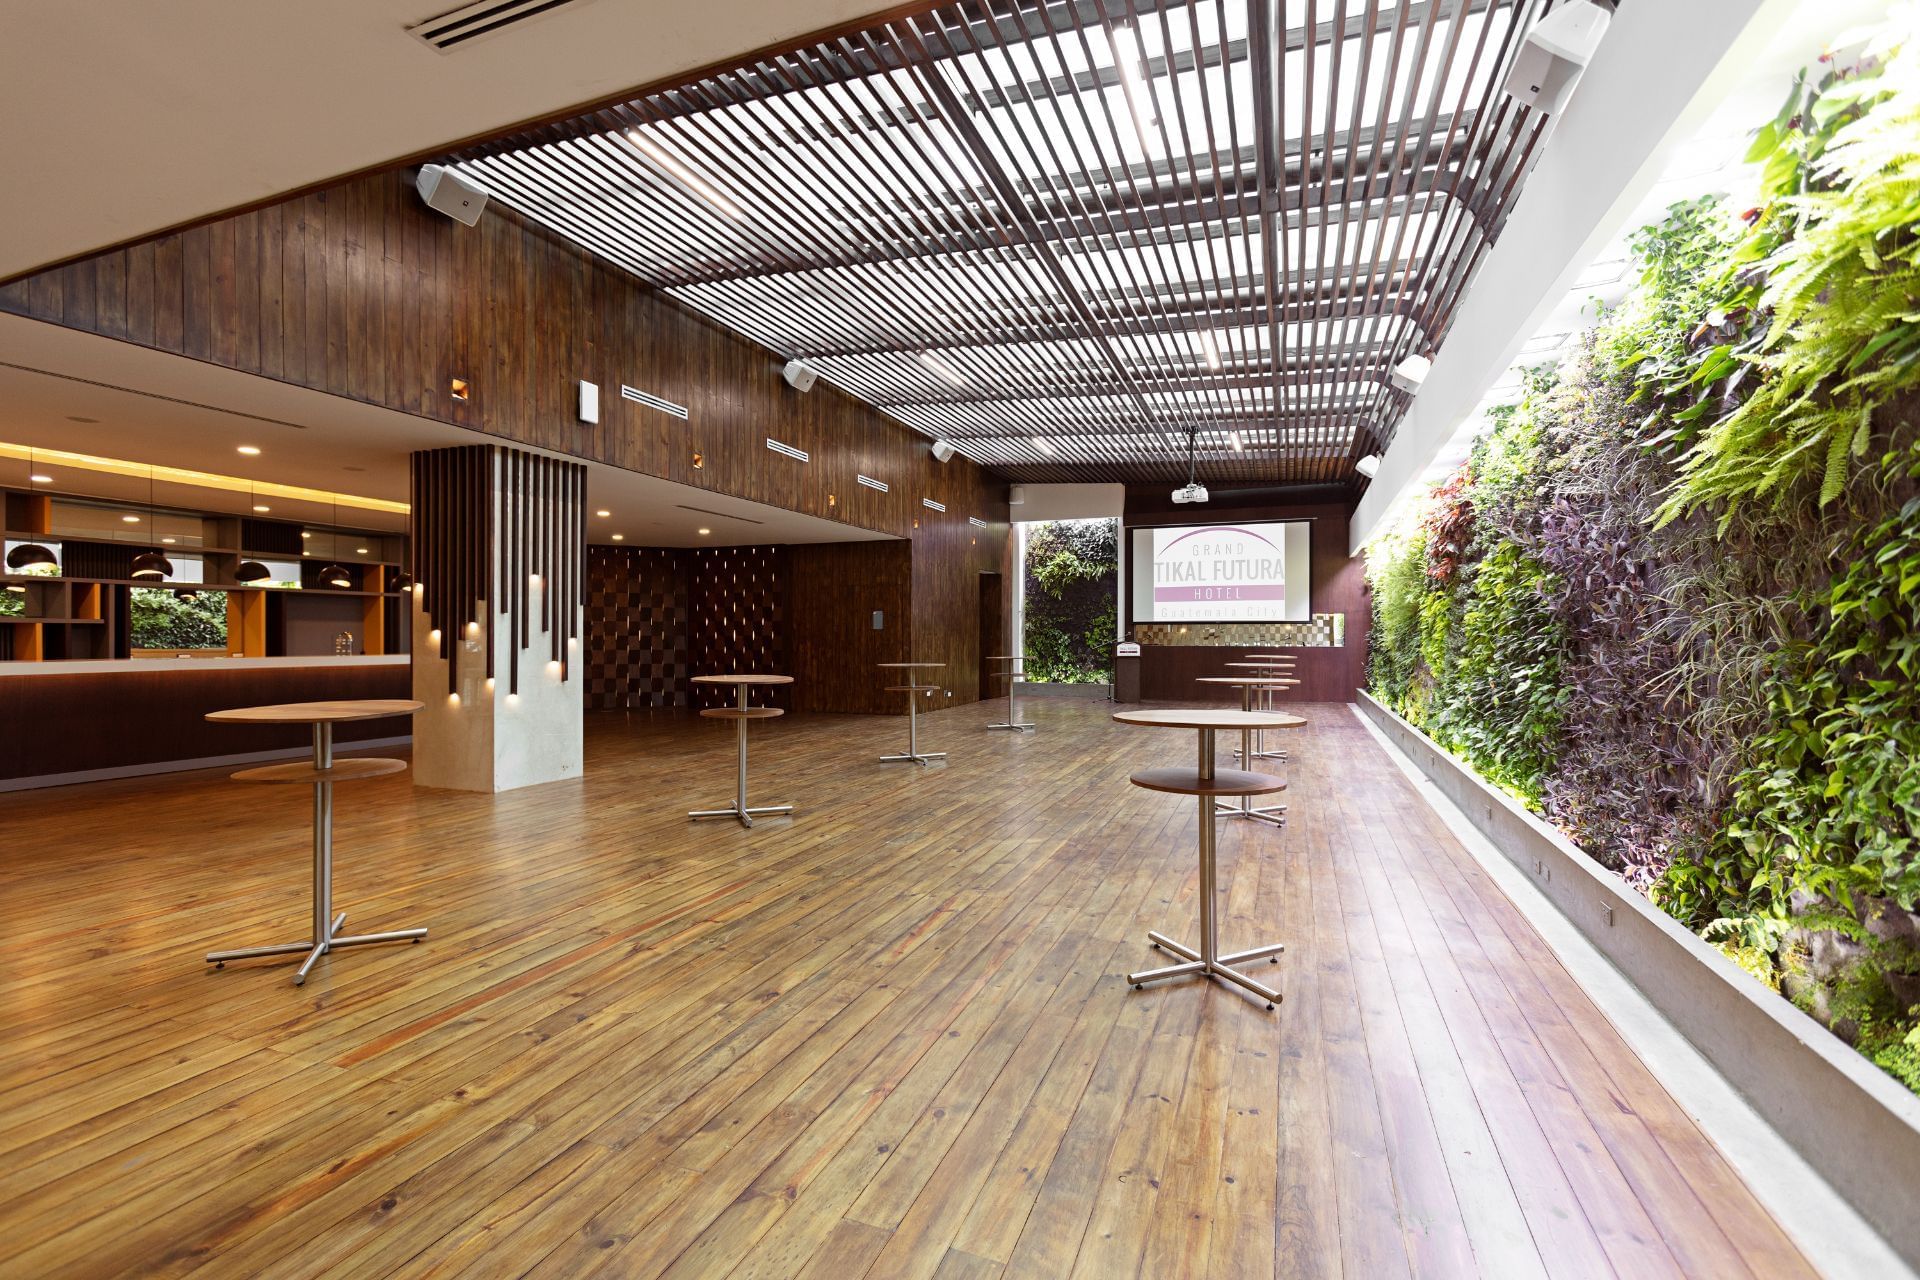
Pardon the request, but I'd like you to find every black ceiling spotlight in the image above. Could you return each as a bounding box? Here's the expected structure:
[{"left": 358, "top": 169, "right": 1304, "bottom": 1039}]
[
  {"left": 130, "top": 465, "right": 172, "bottom": 581},
  {"left": 7, "top": 448, "right": 58, "bottom": 572}
]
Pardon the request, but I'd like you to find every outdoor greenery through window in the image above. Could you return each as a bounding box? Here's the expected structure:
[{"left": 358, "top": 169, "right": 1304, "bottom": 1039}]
[
  {"left": 1021, "top": 519, "right": 1117, "bottom": 684},
  {"left": 1363, "top": 14, "right": 1920, "bottom": 1095},
  {"left": 130, "top": 588, "right": 228, "bottom": 651}
]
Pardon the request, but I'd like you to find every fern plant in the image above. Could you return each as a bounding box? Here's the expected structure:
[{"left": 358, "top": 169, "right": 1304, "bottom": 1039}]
[{"left": 1665, "top": 25, "right": 1920, "bottom": 522}]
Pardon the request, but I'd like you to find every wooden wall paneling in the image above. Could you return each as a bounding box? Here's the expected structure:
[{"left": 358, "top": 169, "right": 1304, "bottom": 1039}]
[
  {"left": 2, "top": 167, "right": 1018, "bottom": 700},
  {"left": 789, "top": 540, "right": 913, "bottom": 715}
]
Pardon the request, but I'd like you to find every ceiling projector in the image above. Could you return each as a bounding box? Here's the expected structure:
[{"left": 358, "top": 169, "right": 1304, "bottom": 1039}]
[{"left": 1171, "top": 481, "right": 1209, "bottom": 504}]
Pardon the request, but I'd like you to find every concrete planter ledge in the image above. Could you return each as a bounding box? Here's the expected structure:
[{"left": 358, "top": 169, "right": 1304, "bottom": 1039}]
[
  {"left": 1013, "top": 681, "right": 1111, "bottom": 699},
  {"left": 1356, "top": 690, "right": 1920, "bottom": 1269}
]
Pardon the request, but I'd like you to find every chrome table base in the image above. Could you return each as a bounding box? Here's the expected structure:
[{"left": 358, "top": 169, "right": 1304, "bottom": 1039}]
[
  {"left": 882, "top": 690, "right": 947, "bottom": 766},
  {"left": 1128, "top": 728, "right": 1284, "bottom": 1010},
  {"left": 986, "top": 660, "right": 1035, "bottom": 732},
  {"left": 1219, "top": 725, "right": 1287, "bottom": 827},
  {"left": 206, "top": 723, "right": 426, "bottom": 986},
  {"left": 691, "top": 684, "right": 792, "bottom": 828}
]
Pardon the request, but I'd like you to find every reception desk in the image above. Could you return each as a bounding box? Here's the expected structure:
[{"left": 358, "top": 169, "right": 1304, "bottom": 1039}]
[{"left": 0, "top": 656, "right": 411, "bottom": 790}]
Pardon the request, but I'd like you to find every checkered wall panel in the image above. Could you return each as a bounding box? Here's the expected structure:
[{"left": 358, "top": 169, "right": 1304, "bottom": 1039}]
[{"left": 585, "top": 546, "right": 691, "bottom": 709}]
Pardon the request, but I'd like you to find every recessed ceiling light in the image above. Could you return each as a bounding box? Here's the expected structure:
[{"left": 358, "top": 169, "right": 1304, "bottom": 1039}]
[
  {"left": 301, "top": 532, "right": 311, "bottom": 539},
  {"left": 253, "top": 504, "right": 270, "bottom": 512},
  {"left": 1032, "top": 437, "right": 1057, "bottom": 455},
  {"left": 237, "top": 445, "right": 261, "bottom": 456},
  {"left": 29, "top": 474, "right": 51, "bottom": 484},
  {"left": 122, "top": 515, "right": 140, "bottom": 523},
  {"left": 356, "top": 548, "right": 369, "bottom": 555},
  {"left": 161, "top": 537, "right": 178, "bottom": 544},
  {"left": 596, "top": 509, "right": 611, "bottom": 517},
  {"left": 611, "top": 533, "right": 625, "bottom": 542},
  {"left": 698, "top": 527, "right": 711, "bottom": 536}
]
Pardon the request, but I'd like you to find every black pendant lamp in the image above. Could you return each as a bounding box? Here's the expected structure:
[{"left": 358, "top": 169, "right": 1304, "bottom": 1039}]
[
  {"left": 174, "top": 587, "right": 200, "bottom": 601},
  {"left": 235, "top": 477, "right": 271, "bottom": 584},
  {"left": 7, "top": 448, "right": 58, "bottom": 572},
  {"left": 129, "top": 466, "right": 172, "bottom": 581},
  {"left": 316, "top": 492, "right": 353, "bottom": 589}
]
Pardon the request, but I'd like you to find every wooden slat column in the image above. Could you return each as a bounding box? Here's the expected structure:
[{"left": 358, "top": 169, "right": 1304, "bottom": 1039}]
[{"left": 408, "top": 444, "right": 586, "bottom": 792}]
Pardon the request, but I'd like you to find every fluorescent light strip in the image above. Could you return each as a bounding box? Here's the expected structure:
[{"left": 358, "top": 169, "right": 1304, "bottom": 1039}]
[
  {"left": 1198, "top": 329, "right": 1223, "bottom": 370},
  {"left": 915, "top": 350, "right": 968, "bottom": 388},
  {"left": 766, "top": 438, "right": 810, "bottom": 462},
  {"left": 856, "top": 474, "right": 889, "bottom": 492},
  {"left": 620, "top": 384, "right": 689, "bottom": 419},
  {"left": 922, "top": 498, "right": 946, "bottom": 512},
  {"left": 1111, "top": 25, "right": 1158, "bottom": 140},
  {"left": 624, "top": 130, "right": 742, "bottom": 218},
  {"left": 1031, "top": 437, "right": 1057, "bottom": 455}
]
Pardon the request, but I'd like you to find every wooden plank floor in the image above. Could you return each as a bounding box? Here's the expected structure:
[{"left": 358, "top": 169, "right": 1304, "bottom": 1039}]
[{"left": 0, "top": 700, "right": 1816, "bottom": 1279}]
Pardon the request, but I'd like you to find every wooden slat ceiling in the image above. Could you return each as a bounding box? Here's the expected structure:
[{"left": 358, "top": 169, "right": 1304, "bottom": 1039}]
[{"left": 454, "top": 0, "right": 1560, "bottom": 486}]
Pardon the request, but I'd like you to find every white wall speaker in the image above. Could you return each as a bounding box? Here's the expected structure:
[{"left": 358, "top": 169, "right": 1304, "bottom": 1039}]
[
  {"left": 1502, "top": 1, "right": 1609, "bottom": 115},
  {"left": 1008, "top": 484, "right": 1026, "bottom": 505},
  {"left": 931, "top": 440, "right": 957, "bottom": 464},
  {"left": 416, "top": 164, "right": 488, "bottom": 226},
  {"left": 782, "top": 359, "right": 818, "bottom": 392}
]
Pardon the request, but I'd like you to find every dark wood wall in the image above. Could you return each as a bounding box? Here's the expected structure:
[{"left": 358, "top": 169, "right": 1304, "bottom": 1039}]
[
  {"left": 1123, "top": 489, "right": 1368, "bottom": 703},
  {"left": 791, "top": 541, "right": 914, "bottom": 715},
  {"left": 0, "top": 167, "right": 1013, "bottom": 702}
]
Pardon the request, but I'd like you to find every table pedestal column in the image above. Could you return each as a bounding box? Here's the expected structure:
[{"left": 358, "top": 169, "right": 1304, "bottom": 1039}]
[
  {"left": 206, "top": 722, "right": 428, "bottom": 987},
  {"left": 881, "top": 689, "right": 948, "bottom": 765},
  {"left": 1216, "top": 687, "right": 1287, "bottom": 828},
  {"left": 690, "top": 682, "right": 793, "bottom": 828},
  {"left": 1127, "top": 727, "right": 1284, "bottom": 1010}
]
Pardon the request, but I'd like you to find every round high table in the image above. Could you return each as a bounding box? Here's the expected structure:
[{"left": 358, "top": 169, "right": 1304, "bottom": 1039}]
[
  {"left": 204, "top": 699, "right": 427, "bottom": 986},
  {"left": 690, "top": 674, "right": 794, "bottom": 828},
  {"left": 1224, "top": 660, "right": 1297, "bottom": 761},
  {"left": 984, "top": 656, "right": 1034, "bottom": 733},
  {"left": 878, "top": 662, "right": 947, "bottom": 765},
  {"left": 1194, "top": 678, "right": 1305, "bottom": 827},
  {"left": 1114, "top": 708, "right": 1290, "bottom": 1010}
]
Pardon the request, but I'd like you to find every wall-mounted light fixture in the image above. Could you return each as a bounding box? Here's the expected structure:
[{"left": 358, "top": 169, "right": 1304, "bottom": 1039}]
[{"left": 450, "top": 378, "right": 471, "bottom": 401}]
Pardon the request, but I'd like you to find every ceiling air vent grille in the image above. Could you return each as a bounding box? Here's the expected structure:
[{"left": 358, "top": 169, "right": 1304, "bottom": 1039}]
[
  {"left": 856, "top": 474, "right": 889, "bottom": 493},
  {"left": 922, "top": 498, "right": 946, "bottom": 513},
  {"left": 766, "top": 439, "right": 809, "bottom": 463},
  {"left": 407, "top": 0, "right": 588, "bottom": 53}
]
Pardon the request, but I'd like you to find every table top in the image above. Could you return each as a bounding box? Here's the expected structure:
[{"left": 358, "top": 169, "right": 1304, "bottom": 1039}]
[
  {"left": 207, "top": 699, "right": 424, "bottom": 725},
  {"left": 231, "top": 757, "right": 409, "bottom": 784},
  {"left": 691, "top": 674, "right": 794, "bottom": 686},
  {"left": 1130, "top": 766, "right": 1288, "bottom": 797},
  {"left": 1113, "top": 708, "right": 1303, "bottom": 730},
  {"left": 700, "top": 706, "right": 786, "bottom": 720},
  {"left": 1194, "top": 676, "right": 1300, "bottom": 688},
  {"left": 877, "top": 662, "right": 945, "bottom": 669}
]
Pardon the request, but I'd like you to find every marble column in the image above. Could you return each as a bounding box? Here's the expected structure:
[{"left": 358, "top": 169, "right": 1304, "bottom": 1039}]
[{"left": 407, "top": 444, "right": 585, "bottom": 792}]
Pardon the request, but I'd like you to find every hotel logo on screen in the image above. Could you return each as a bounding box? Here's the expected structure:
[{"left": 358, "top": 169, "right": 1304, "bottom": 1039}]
[{"left": 1152, "top": 525, "right": 1287, "bottom": 621}]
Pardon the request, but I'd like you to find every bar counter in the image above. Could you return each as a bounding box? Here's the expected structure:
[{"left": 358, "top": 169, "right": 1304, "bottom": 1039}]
[{"left": 0, "top": 656, "right": 411, "bottom": 790}]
